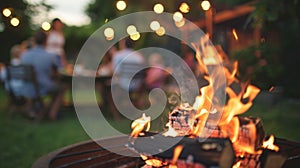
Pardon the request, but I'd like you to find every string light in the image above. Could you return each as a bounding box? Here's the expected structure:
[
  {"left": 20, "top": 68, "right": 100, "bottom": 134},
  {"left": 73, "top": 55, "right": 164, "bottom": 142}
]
[
  {"left": 10, "top": 17, "right": 20, "bottom": 27},
  {"left": 42, "top": 22, "right": 51, "bottom": 31},
  {"left": 155, "top": 26, "right": 165, "bottom": 36},
  {"left": 179, "top": 2, "right": 190, "bottom": 13},
  {"left": 153, "top": 3, "right": 164, "bottom": 14},
  {"left": 201, "top": 0, "right": 211, "bottom": 11},
  {"left": 173, "top": 11, "right": 183, "bottom": 22},
  {"left": 104, "top": 27, "right": 114, "bottom": 40},
  {"left": 150, "top": 21, "right": 160, "bottom": 31},
  {"left": 130, "top": 32, "right": 141, "bottom": 41},
  {"left": 2, "top": 8, "right": 12, "bottom": 17},
  {"left": 127, "top": 25, "right": 137, "bottom": 35},
  {"left": 116, "top": 0, "right": 127, "bottom": 11}
]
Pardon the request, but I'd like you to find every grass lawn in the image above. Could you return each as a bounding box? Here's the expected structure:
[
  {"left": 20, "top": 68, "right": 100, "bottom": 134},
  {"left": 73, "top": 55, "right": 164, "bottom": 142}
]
[{"left": 0, "top": 86, "right": 300, "bottom": 167}]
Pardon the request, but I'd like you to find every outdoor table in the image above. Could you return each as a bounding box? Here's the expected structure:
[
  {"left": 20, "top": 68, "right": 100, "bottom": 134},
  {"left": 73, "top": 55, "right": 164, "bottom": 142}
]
[{"left": 59, "top": 70, "right": 112, "bottom": 107}]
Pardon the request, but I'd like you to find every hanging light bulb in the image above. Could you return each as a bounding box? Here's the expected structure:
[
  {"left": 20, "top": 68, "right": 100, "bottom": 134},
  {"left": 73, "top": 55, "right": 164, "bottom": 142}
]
[
  {"left": 104, "top": 27, "right": 115, "bottom": 40},
  {"left": 153, "top": 3, "right": 164, "bottom": 14},
  {"left": 150, "top": 21, "right": 160, "bottom": 31},
  {"left": 42, "top": 22, "right": 51, "bottom": 31},
  {"left": 2, "top": 8, "right": 12, "bottom": 17},
  {"left": 10, "top": 17, "right": 20, "bottom": 27},
  {"left": 201, "top": 0, "right": 211, "bottom": 11},
  {"left": 179, "top": 2, "right": 190, "bottom": 13},
  {"left": 116, "top": 0, "right": 127, "bottom": 11}
]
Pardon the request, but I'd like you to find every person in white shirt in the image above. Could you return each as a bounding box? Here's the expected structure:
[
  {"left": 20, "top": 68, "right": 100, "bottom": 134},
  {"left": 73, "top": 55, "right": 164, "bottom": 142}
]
[{"left": 46, "top": 18, "right": 67, "bottom": 69}]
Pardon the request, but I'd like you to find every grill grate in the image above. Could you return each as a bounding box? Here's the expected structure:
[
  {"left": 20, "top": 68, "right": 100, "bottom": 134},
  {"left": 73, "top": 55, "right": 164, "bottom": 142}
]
[{"left": 33, "top": 136, "right": 300, "bottom": 168}]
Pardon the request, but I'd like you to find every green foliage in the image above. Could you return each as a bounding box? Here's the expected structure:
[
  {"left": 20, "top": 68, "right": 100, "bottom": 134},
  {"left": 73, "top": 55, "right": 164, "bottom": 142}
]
[
  {"left": 230, "top": 42, "right": 283, "bottom": 90},
  {"left": 0, "top": 0, "right": 53, "bottom": 63}
]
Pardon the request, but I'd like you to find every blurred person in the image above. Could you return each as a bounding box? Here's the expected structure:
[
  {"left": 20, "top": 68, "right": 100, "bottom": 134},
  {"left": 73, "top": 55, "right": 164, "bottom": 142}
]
[
  {"left": 21, "top": 31, "right": 64, "bottom": 120},
  {"left": 145, "top": 53, "right": 167, "bottom": 90},
  {"left": 0, "top": 63, "right": 5, "bottom": 83},
  {"left": 46, "top": 18, "right": 67, "bottom": 69},
  {"left": 10, "top": 44, "right": 22, "bottom": 65},
  {"left": 183, "top": 50, "right": 196, "bottom": 74},
  {"left": 112, "top": 38, "right": 145, "bottom": 91},
  {"left": 3, "top": 45, "right": 25, "bottom": 98},
  {"left": 110, "top": 38, "right": 145, "bottom": 118},
  {"left": 97, "top": 46, "right": 116, "bottom": 76}
]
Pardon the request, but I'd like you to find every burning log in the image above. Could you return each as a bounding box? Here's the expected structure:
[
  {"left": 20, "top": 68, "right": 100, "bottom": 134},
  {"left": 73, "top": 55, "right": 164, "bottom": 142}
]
[
  {"left": 167, "top": 103, "right": 265, "bottom": 155},
  {"left": 128, "top": 133, "right": 235, "bottom": 168}
]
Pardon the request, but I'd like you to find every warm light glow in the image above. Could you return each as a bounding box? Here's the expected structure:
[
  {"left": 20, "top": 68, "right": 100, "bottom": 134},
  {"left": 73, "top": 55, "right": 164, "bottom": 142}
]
[
  {"left": 41, "top": 22, "right": 51, "bottom": 31},
  {"left": 153, "top": 3, "right": 164, "bottom": 14},
  {"left": 10, "top": 17, "right": 20, "bottom": 27},
  {"left": 179, "top": 2, "right": 190, "bottom": 13},
  {"left": 145, "top": 159, "right": 165, "bottom": 167},
  {"left": 171, "top": 145, "right": 183, "bottom": 165},
  {"left": 269, "top": 86, "right": 275, "bottom": 92},
  {"left": 201, "top": 0, "right": 211, "bottom": 11},
  {"left": 175, "top": 19, "right": 185, "bottom": 28},
  {"left": 104, "top": 27, "right": 114, "bottom": 40},
  {"left": 173, "top": 12, "right": 183, "bottom": 22},
  {"left": 232, "top": 161, "right": 241, "bottom": 168},
  {"left": 105, "top": 18, "right": 109, "bottom": 23},
  {"left": 126, "top": 25, "right": 137, "bottom": 35},
  {"left": 150, "top": 21, "right": 160, "bottom": 31},
  {"left": 155, "top": 26, "right": 165, "bottom": 36},
  {"left": 232, "top": 28, "right": 239, "bottom": 40},
  {"left": 130, "top": 32, "right": 141, "bottom": 41},
  {"left": 130, "top": 113, "right": 151, "bottom": 137},
  {"left": 116, "top": 0, "right": 127, "bottom": 11},
  {"left": 263, "top": 135, "right": 279, "bottom": 151},
  {"left": 2, "top": 8, "right": 11, "bottom": 17}
]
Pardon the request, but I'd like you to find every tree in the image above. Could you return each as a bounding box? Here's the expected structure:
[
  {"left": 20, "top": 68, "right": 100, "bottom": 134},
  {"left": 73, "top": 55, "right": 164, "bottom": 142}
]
[
  {"left": 252, "top": 0, "right": 300, "bottom": 97},
  {"left": 0, "top": 0, "right": 52, "bottom": 63}
]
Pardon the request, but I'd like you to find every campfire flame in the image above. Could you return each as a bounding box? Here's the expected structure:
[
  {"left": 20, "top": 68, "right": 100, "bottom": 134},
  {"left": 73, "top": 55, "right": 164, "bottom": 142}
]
[
  {"left": 130, "top": 35, "right": 280, "bottom": 167},
  {"left": 130, "top": 113, "right": 151, "bottom": 137},
  {"left": 263, "top": 135, "right": 279, "bottom": 151}
]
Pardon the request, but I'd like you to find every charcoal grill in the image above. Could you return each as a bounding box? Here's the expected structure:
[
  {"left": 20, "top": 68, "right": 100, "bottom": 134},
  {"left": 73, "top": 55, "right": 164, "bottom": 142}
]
[{"left": 32, "top": 135, "right": 300, "bottom": 168}]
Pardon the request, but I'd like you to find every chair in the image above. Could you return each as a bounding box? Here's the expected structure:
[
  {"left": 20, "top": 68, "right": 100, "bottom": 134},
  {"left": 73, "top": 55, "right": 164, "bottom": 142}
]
[{"left": 5, "top": 64, "right": 44, "bottom": 118}]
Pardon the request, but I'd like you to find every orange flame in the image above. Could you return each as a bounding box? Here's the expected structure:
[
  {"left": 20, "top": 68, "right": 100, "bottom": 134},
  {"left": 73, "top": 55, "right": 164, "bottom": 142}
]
[
  {"left": 145, "top": 158, "right": 165, "bottom": 167},
  {"left": 130, "top": 113, "right": 151, "bottom": 137},
  {"left": 232, "top": 161, "right": 241, "bottom": 168},
  {"left": 262, "top": 135, "right": 279, "bottom": 151},
  {"left": 171, "top": 145, "right": 184, "bottom": 165}
]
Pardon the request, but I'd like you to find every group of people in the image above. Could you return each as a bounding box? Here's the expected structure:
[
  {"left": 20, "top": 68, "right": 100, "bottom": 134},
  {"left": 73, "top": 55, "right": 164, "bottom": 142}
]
[
  {"left": 1, "top": 17, "right": 197, "bottom": 120},
  {"left": 0, "top": 18, "right": 66, "bottom": 120}
]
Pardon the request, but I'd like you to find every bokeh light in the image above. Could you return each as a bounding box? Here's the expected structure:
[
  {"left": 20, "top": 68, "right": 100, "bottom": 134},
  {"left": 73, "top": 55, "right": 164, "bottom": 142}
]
[
  {"left": 175, "top": 19, "right": 185, "bottom": 28},
  {"left": 150, "top": 21, "right": 160, "bottom": 31},
  {"left": 41, "top": 22, "right": 51, "bottom": 31},
  {"left": 10, "top": 17, "right": 20, "bottom": 27},
  {"left": 2, "top": 8, "right": 12, "bottom": 17},
  {"left": 155, "top": 26, "right": 165, "bottom": 36},
  {"left": 201, "top": 0, "right": 211, "bottom": 11},
  {"left": 116, "top": 0, "right": 127, "bottom": 11},
  {"left": 130, "top": 32, "right": 141, "bottom": 41},
  {"left": 126, "top": 25, "right": 137, "bottom": 35},
  {"left": 104, "top": 27, "right": 114, "bottom": 40},
  {"left": 173, "top": 11, "right": 183, "bottom": 22},
  {"left": 153, "top": 3, "right": 164, "bottom": 14},
  {"left": 179, "top": 2, "right": 190, "bottom": 13}
]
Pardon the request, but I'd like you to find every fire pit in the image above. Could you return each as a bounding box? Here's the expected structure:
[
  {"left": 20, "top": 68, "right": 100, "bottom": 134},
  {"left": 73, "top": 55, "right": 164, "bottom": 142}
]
[{"left": 32, "top": 135, "right": 300, "bottom": 168}]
